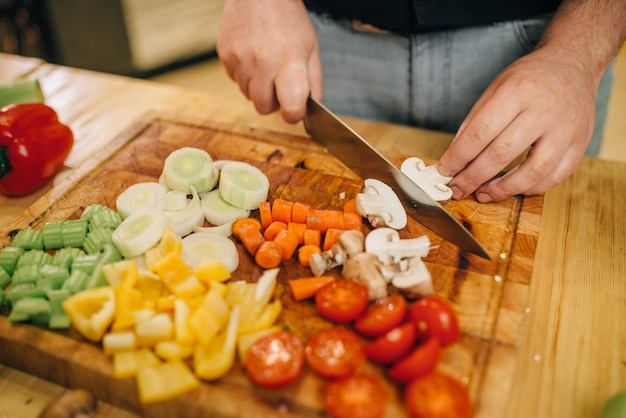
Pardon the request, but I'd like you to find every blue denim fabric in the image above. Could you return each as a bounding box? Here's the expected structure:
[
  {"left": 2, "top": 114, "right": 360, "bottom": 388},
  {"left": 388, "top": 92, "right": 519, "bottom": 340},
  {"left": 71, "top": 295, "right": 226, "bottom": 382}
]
[{"left": 309, "top": 12, "right": 613, "bottom": 157}]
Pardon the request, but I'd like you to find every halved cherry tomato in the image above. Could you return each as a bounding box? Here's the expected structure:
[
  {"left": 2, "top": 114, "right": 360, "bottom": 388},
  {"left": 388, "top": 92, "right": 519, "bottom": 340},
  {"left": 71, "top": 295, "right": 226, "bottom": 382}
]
[
  {"left": 315, "top": 279, "right": 369, "bottom": 323},
  {"left": 388, "top": 337, "right": 440, "bottom": 384},
  {"left": 305, "top": 327, "right": 365, "bottom": 379},
  {"left": 408, "top": 296, "right": 460, "bottom": 347},
  {"left": 364, "top": 322, "right": 416, "bottom": 365},
  {"left": 404, "top": 372, "right": 472, "bottom": 418},
  {"left": 324, "top": 374, "right": 386, "bottom": 418},
  {"left": 353, "top": 294, "right": 407, "bottom": 338},
  {"left": 244, "top": 330, "right": 305, "bottom": 388}
]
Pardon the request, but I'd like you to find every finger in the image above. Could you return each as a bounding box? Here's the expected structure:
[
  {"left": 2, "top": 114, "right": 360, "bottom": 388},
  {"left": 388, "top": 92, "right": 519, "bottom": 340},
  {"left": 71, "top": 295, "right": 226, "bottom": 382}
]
[
  {"left": 247, "top": 74, "right": 279, "bottom": 115},
  {"left": 308, "top": 47, "right": 323, "bottom": 102},
  {"left": 275, "top": 62, "right": 310, "bottom": 123},
  {"left": 447, "top": 110, "right": 546, "bottom": 199}
]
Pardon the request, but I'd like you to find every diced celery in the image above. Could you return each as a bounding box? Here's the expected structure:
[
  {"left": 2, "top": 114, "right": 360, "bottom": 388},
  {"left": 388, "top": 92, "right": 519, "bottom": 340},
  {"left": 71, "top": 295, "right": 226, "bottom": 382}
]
[
  {"left": 0, "top": 267, "right": 11, "bottom": 289},
  {"left": 38, "top": 264, "right": 70, "bottom": 289},
  {"left": 62, "top": 219, "right": 89, "bottom": 248},
  {"left": 16, "top": 249, "right": 52, "bottom": 268},
  {"left": 11, "top": 264, "right": 40, "bottom": 285},
  {"left": 89, "top": 210, "right": 122, "bottom": 231},
  {"left": 11, "top": 228, "right": 44, "bottom": 250},
  {"left": 61, "top": 269, "right": 91, "bottom": 294},
  {"left": 0, "top": 247, "right": 24, "bottom": 275},
  {"left": 83, "top": 227, "right": 114, "bottom": 254},
  {"left": 5, "top": 284, "right": 46, "bottom": 306},
  {"left": 51, "top": 247, "right": 84, "bottom": 270},
  {"left": 42, "top": 221, "right": 64, "bottom": 249},
  {"left": 80, "top": 204, "right": 111, "bottom": 221},
  {"left": 71, "top": 253, "right": 101, "bottom": 275},
  {"left": 8, "top": 297, "right": 51, "bottom": 324},
  {"left": 45, "top": 289, "right": 72, "bottom": 329}
]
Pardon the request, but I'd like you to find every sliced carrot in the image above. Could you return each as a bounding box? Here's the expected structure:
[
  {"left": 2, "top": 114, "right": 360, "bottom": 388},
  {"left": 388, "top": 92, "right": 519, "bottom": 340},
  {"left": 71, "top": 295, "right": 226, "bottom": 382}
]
[
  {"left": 323, "top": 209, "right": 345, "bottom": 231},
  {"left": 291, "top": 202, "right": 311, "bottom": 224},
  {"left": 263, "top": 221, "right": 287, "bottom": 241},
  {"left": 343, "top": 198, "right": 358, "bottom": 213},
  {"left": 273, "top": 229, "right": 299, "bottom": 260},
  {"left": 323, "top": 228, "right": 345, "bottom": 251},
  {"left": 342, "top": 211, "right": 363, "bottom": 231},
  {"left": 255, "top": 241, "right": 283, "bottom": 269},
  {"left": 287, "top": 222, "right": 307, "bottom": 245},
  {"left": 304, "top": 228, "right": 322, "bottom": 247},
  {"left": 259, "top": 201, "right": 273, "bottom": 229},
  {"left": 297, "top": 244, "right": 322, "bottom": 267},
  {"left": 271, "top": 198, "right": 294, "bottom": 224},
  {"left": 232, "top": 218, "right": 265, "bottom": 256},
  {"left": 306, "top": 209, "right": 326, "bottom": 231},
  {"left": 288, "top": 276, "right": 336, "bottom": 301}
]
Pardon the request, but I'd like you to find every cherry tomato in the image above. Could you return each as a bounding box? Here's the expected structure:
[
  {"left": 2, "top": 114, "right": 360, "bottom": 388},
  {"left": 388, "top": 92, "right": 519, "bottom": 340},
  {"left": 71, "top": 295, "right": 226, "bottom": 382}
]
[
  {"left": 353, "top": 294, "right": 407, "bottom": 338},
  {"left": 245, "top": 330, "right": 305, "bottom": 388},
  {"left": 388, "top": 337, "right": 440, "bottom": 384},
  {"left": 408, "top": 296, "right": 460, "bottom": 347},
  {"left": 364, "top": 322, "right": 417, "bottom": 365},
  {"left": 305, "top": 327, "right": 365, "bottom": 379},
  {"left": 324, "top": 374, "right": 386, "bottom": 418},
  {"left": 404, "top": 372, "right": 472, "bottom": 418},
  {"left": 315, "top": 279, "right": 369, "bottom": 323}
]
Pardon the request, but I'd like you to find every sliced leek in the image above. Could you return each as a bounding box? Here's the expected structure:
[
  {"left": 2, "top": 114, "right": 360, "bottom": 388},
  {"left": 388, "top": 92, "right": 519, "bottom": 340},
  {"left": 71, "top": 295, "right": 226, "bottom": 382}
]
[
  {"left": 218, "top": 161, "right": 269, "bottom": 210},
  {"left": 193, "top": 220, "right": 235, "bottom": 237},
  {"left": 116, "top": 182, "right": 168, "bottom": 219},
  {"left": 181, "top": 232, "right": 239, "bottom": 273},
  {"left": 162, "top": 147, "right": 215, "bottom": 194},
  {"left": 164, "top": 186, "right": 205, "bottom": 237},
  {"left": 200, "top": 189, "right": 250, "bottom": 226},
  {"left": 112, "top": 208, "right": 169, "bottom": 258}
]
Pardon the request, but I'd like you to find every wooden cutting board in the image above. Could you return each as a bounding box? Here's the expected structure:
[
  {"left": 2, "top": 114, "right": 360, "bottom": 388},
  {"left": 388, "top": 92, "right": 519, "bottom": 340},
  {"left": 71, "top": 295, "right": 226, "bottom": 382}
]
[{"left": 0, "top": 113, "right": 542, "bottom": 418}]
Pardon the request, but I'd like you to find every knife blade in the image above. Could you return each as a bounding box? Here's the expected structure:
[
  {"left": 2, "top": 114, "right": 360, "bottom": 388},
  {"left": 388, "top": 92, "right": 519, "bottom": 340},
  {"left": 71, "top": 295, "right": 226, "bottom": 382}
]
[{"left": 303, "top": 96, "right": 492, "bottom": 260}]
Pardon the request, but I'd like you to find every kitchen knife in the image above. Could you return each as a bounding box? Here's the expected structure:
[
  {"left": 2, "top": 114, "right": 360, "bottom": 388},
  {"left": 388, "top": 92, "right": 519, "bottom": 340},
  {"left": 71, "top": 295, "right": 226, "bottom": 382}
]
[{"left": 303, "top": 96, "right": 492, "bottom": 260}]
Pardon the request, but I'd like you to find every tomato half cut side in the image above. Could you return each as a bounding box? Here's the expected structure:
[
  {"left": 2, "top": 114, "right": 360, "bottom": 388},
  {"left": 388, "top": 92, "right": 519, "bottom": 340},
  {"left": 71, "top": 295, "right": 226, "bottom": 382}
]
[
  {"left": 353, "top": 294, "right": 407, "bottom": 338},
  {"left": 315, "top": 279, "right": 369, "bottom": 323},
  {"left": 364, "top": 322, "right": 417, "bottom": 365},
  {"left": 244, "top": 330, "right": 305, "bottom": 388},
  {"left": 408, "top": 296, "right": 460, "bottom": 347},
  {"left": 387, "top": 337, "right": 440, "bottom": 384},
  {"left": 405, "top": 372, "right": 473, "bottom": 418},
  {"left": 305, "top": 327, "right": 365, "bottom": 380},
  {"left": 324, "top": 374, "right": 386, "bottom": 418}
]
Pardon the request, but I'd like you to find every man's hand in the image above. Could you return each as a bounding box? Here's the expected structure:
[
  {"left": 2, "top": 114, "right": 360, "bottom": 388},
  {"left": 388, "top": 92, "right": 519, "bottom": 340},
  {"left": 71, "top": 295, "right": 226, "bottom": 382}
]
[{"left": 217, "top": 0, "right": 322, "bottom": 123}]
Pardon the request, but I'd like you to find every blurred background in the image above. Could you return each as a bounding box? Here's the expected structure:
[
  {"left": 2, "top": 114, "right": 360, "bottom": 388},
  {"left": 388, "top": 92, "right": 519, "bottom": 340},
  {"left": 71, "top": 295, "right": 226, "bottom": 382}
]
[{"left": 0, "top": 0, "right": 624, "bottom": 161}]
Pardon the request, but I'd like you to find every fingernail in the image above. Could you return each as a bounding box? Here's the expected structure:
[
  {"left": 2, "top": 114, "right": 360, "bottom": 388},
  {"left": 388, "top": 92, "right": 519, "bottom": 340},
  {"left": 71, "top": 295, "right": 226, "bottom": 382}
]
[
  {"left": 476, "top": 192, "right": 493, "bottom": 203},
  {"left": 450, "top": 186, "right": 463, "bottom": 200}
]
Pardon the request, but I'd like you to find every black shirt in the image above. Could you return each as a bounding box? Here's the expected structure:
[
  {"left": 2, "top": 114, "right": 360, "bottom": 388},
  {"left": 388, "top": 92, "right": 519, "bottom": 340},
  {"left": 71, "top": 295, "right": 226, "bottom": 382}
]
[{"left": 303, "top": 0, "right": 563, "bottom": 33}]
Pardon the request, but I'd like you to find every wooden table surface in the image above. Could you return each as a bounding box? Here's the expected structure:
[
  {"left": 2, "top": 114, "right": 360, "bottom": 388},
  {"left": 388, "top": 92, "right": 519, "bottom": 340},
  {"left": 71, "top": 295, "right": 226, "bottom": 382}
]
[{"left": 0, "top": 52, "right": 624, "bottom": 418}]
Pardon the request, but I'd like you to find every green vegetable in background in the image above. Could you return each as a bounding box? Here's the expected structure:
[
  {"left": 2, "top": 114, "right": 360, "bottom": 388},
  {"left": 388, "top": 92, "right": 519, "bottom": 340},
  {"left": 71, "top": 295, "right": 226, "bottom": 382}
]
[{"left": 600, "top": 390, "right": 626, "bottom": 418}]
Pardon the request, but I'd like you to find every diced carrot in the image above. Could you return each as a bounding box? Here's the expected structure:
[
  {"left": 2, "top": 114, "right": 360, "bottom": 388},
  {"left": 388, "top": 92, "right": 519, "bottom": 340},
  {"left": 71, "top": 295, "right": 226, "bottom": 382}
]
[
  {"left": 273, "top": 229, "right": 299, "bottom": 260},
  {"left": 232, "top": 218, "right": 265, "bottom": 256},
  {"left": 304, "top": 228, "right": 322, "bottom": 247},
  {"left": 291, "top": 202, "right": 311, "bottom": 224},
  {"left": 263, "top": 221, "right": 287, "bottom": 241},
  {"left": 343, "top": 198, "right": 358, "bottom": 213},
  {"left": 323, "top": 209, "right": 345, "bottom": 231},
  {"left": 306, "top": 209, "right": 326, "bottom": 231},
  {"left": 255, "top": 241, "right": 283, "bottom": 269},
  {"left": 271, "top": 198, "right": 294, "bottom": 224},
  {"left": 297, "top": 244, "right": 322, "bottom": 267},
  {"left": 342, "top": 211, "right": 363, "bottom": 231},
  {"left": 287, "top": 222, "right": 307, "bottom": 245},
  {"left": 259, "top": 201, "right": 273, "bottom": 229},
  {"left": 288, "top": 276, "right": 336, "bottom": 301},
  {"left": 323, "top": 228, "right": 345, "bottom": 251}
]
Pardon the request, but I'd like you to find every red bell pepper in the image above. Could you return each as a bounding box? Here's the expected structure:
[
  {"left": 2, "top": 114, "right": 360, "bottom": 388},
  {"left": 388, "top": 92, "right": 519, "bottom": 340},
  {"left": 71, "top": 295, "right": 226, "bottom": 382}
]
[{"left": 0, "top": 103, "right": 73, "bottom": 195}]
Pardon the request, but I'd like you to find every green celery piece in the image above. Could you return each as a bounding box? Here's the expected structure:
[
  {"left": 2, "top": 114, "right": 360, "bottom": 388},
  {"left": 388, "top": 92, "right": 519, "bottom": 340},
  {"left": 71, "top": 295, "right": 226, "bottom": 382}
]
[
  {"left": 80, "top": 204, "right": 113, "bottom": 223},
  {"left": 0, "top": 79, "right": 44, "bottom": 107},
  {"left": 88, "top": 209, "right": 122, "bottom": 231},
  {"left": 5, "top": 284, "right": 46, "bottom": 306},
  {"left": 61, "top": 219, "right": 89, "bottom": 248},
  {"left": 16, "top": 249, "right": 52, "bottom": 268},
  {"left": 51, "top": 247, "right": 84, "bottom": 270},
  {"left": 9, "top": 297, "right": 51, "bottom": 324},
  {"left": 11, "top": 229, "right": 44, "bottom": 250},
  {"left": 82, "top": 226, "right": 114, "bottom": 254},
  {"left": 38, "top": 264, "right": 70, "bottom": 289},
  {"left": 42, "top": 221, "right": 64, "bottom": 249},
  {"left": 84, "top": 244, "right": 122, "bottom": 289},
  {"left": 0, "top": 267, "right": 10, "bottom": 289},
  {"left": 45, "top": 289, "right": 72, "bottom": 329},
  {"left": 71, "top": 253, "right": 101, "bottom": 275},
  {"left": 11, "top": 264, "right": 40, "bottom": 285},
  {"left": 0, "top": 247, "right": 25, "bottom": 275},
  {"left": 61, "top": 269, "right": 91, "bottom": 294}
]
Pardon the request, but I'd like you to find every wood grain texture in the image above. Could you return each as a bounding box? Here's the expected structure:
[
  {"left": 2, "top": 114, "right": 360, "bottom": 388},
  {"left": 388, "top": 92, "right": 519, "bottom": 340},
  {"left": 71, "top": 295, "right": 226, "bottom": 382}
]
[{"left": 0, "top": 114, "right": 541, "bottom": 417}]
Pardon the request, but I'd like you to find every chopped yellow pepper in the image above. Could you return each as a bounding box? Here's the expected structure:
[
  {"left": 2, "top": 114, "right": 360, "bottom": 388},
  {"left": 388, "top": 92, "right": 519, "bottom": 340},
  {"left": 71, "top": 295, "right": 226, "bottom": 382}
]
[
  {"left": 113, "top": 347, "right": 161, "bottom": 379},
  {"left": 136, "top": 360, "right": 199, "bottom": 403},
  {"left": 62, "top": 286, "right": 115, "bottom": 342},
  {"left": 194, "top": 305, "right": 240, "bottom": 381},
  {"left": 194, "top": 259, "right": 231, "bottom": 284},
  {"left": 151, "top": 252, "right": 205, "bottom": 298}
]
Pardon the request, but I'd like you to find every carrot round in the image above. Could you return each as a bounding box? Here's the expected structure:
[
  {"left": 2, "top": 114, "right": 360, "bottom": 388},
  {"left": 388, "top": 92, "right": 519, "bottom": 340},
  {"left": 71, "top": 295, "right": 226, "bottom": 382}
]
[
  {"left": 342, "top": 211, "right": 363, "bottom": 231},
  {"left": 232, "top": 218, "right": 265, "bottom": 256},
  {"left": 306, "top": 209, "right": 325, "bottom": 231},
  {"left": 323, "top": 209, "right": 345, "bottom": 231},
  {"left": 323, "top": 228, "right": 345, "bottom": 251},
  {"left": 291, "top": 202, "right": 311, "bottom": 224},
  {"left": 287, "top": 222, "right": 307, "bottom": 245},
  {"left": 304, "top": 228, "right": 322, "bottom": 247},
  {"left": 259, "top": 201, "right": 273, "bottom": 229},
  {"left": 343, "top": 198, "right": 358, "bottom": 213},
  {"left": 255, "top": 241, "right": 283, "bottom": 269},
  {"left": 273, "top": 229, "right": 299, "bottom": 260},
  {"left": 297, "top": 244, "right": 322, "bottom": 266},
  {"left": 263, "top": 221, "right": 287, "bottom": 241},
  {"left": 288, "top": 276, "right": 336, "bottom": 301},
  {"left": 271, "top": 198, "right": 294, "bottom": 224}
]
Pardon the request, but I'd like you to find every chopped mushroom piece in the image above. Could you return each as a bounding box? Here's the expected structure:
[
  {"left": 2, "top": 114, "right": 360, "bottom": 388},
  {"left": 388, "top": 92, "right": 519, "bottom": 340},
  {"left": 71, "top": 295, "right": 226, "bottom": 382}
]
[
  {"left": 391, "top": 257, "right": 434, "bottom": 299},
  {"left": 400, "top": 157, "right": 454, "bottom": 202},
  {"left": 356, "top": 178, "right": 407, "bottom": 230},
  {"left": 365, "top": 227, "right": 431, "bottom": 264},
  {"left": 342, "top": 252, "right": 388, "bottom": 300},
  {"left": 337, "top": 229, "right": 365, "bottom": 257},
  {"left": 309, "top": 243, "right": 347, "bottom": 277}
]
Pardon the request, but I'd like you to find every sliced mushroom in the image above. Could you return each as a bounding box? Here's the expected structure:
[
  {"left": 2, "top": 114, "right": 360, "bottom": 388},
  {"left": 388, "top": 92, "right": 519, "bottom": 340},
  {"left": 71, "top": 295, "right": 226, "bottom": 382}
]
[
  {"left": 338, "top": 229, "right": 365, "bottom": 257},
  {"left": 309, "top": 243, "right": 347, "bottom": 276},
  {"left": 356, "top": 178, "right": 407, "bottom": 230},
  {"left": 391, "top": 257, "right": 434, "bottom": 299},
  {"left": 342, "top": 252, "right": 388, "bottom": 300},
  {"left": 365, "top": 227, "right": 431, "bottom": 264},
  {"left": 400, "top": 157, "right": 454, "bottom": 201}
]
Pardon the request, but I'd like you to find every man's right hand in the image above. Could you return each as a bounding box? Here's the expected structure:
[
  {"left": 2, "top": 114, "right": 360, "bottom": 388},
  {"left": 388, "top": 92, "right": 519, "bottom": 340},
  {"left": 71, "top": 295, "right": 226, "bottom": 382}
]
[{"left": 217, "top": 0, "right": 323, "bottom": 123}]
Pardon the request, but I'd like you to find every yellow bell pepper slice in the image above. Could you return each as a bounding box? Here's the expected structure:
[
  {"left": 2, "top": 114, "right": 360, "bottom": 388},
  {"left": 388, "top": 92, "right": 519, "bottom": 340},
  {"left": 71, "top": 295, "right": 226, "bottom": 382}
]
[
  {"left": 194, "top": 305, "right": 240, "bottom": 381},
  {"left": 193, "top": 259, "right": 231, "bottom": 284},
  {"left": 239, "top": 299, "right": 282, "bottom": 335},
  {"left": 136, "top": 360, "right": 199, "bottom": 403},
  {"left": 154, "top": 340, "right": 194, "bottom": 361},
  {"left": 102, "top": 331, "right": 137, "bottom": 355},
  {"left": 135, "top": 312, "right": 174, "bottom": 347},
  {"left": 113, "top": 347, "right": 161, "bottom": 379},
  {"left": 111, "top": 283, "right": 144, "bottom": 332},
  {"left": 62, "top": 286, "right": 115, "bottom": 342},
  {"left": 151, "top": 252, "right": 205, "bottom": 298}
]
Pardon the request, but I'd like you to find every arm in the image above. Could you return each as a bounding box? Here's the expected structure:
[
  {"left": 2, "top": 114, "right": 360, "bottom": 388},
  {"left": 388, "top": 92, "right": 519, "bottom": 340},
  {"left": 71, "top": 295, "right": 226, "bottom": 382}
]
[
  {"left": 217, "top": 0, "right": 322, "bottom": 123},
  {"left": 438, "top": 0, "right": 626, "bottom": 202}
]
